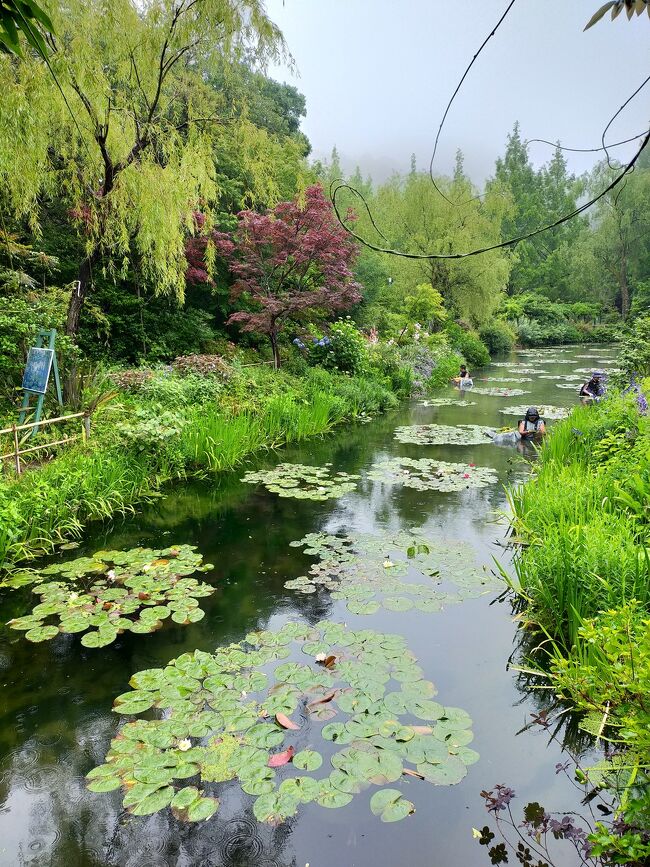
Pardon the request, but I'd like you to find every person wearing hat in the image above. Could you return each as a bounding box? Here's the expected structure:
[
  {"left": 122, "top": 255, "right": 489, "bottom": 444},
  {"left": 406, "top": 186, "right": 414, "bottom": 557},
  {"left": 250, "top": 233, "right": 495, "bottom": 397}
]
[
  {"left": 580, "top": 371, "right": 604, "bottom": 400},
  {"left": 518, "top": 407, "right": 546, "bottom": 439}
]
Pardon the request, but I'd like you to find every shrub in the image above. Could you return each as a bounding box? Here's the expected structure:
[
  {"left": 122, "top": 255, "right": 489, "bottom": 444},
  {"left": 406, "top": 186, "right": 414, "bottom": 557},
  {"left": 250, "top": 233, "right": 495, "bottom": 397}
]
[
  {"left": 456, "top": 331, "right": 490, "bottom": 368},
  {"left": 172, "top": 354, "right": 232, "bottom": 379},
  {"left": 308, "top": 318, "right": 369, "bottom": 375},
  {"left": 428, "top": 348, "right": 463, "bottom": 388},
  {"left": 619, "top": 316, "right": 650, "bottom": 378},
  {"left": 479, "top": 320, "right": 515, "bottom": 355}
]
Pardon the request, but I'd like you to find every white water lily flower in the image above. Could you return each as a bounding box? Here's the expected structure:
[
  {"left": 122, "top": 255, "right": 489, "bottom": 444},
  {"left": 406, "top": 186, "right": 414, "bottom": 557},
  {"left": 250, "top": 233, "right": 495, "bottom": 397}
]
[
  {"left": 106, "top": 569, "right": 116, "bottom": 582},
  {"left": 142, "top": 564, "right": 151, "bottom": 572},
  {"left": 177, "top": 738, "right": 192, "bottom": 752},
  {"left": 69, "top": 592, "right": 79, "bottom": 601},
  {"left": 383, "top": 560, "right": 395, "bottom": 569},
  {"left": 315, "top": 652, "right": 327, "bottom": 662},
  {"left": 240, "top": 690, "right": 247, "bottom": 698}
]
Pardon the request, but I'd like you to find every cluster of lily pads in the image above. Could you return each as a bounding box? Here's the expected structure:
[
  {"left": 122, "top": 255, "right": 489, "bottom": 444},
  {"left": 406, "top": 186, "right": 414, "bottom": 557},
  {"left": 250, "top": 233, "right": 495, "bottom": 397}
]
[
  {"left": 481, "top": 377, "right": 532, "bottom": 384},
  {"left": 538, "top": 374, "right": 582, "bottom": 381},
  {"left": 418, "top": 398, "right": 476, "bottom": 407},
  {"left": 87, "top": 622, "right": 477, "bottom": 824},
  {"left": 498, "top": 405, "right": 569, "bottom": 420},
  {"left": 394, "top": 424, "right": 493, "bottom": 446},
  {"left": 470, "top": 387, "right": 530, "bottom": 398},
  {"left": 284, "top": 529, "right": 501, "bottom": 614},
  {"left": 6, "top": 546, "right": 214, "bottom": 647},
  {"left": 241, "top": 463, "right": 360, "bottom": 501},
  {"left": 367, "top": 458, "right": 498, "bottom": 492}
]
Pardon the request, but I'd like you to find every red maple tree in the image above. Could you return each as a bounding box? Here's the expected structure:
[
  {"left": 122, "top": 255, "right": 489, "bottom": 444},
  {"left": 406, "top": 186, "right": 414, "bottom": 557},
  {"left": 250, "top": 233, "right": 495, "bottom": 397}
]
[{"left": 214, "top": 185, "right": 361, "bottom": 367}]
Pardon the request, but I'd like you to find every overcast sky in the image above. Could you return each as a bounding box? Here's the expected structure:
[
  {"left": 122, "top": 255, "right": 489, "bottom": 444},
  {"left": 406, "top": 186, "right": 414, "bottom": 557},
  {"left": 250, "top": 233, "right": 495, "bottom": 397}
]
[{"left": 265, "top": 0, "right": 649, "bottom": 185}]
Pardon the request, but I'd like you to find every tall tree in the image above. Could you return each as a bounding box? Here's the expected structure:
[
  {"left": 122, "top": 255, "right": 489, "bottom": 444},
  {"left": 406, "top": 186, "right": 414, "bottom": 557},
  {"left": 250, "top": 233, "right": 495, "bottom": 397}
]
[
  {"left": 0, "top": 0, "right": 285, "bottom": 339},
  {"left": 216, "top": 185, "right": 361, "bottom": 368}
]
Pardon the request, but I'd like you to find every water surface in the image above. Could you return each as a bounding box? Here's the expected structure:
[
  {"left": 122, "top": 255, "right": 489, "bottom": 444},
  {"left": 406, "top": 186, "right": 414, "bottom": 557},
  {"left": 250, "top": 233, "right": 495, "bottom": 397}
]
[{"left": 0, "top": 345, "right": 616, "bottom": 867}]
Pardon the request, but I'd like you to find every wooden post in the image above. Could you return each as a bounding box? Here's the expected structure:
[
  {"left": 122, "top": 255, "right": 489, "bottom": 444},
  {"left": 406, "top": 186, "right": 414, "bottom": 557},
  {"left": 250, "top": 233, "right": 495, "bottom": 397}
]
[
  {"left": 12, "top": 425, "right": 21, "bottom": 475},
  {"left": 83, "top": 412, "right": 91, "bottom": 441}
]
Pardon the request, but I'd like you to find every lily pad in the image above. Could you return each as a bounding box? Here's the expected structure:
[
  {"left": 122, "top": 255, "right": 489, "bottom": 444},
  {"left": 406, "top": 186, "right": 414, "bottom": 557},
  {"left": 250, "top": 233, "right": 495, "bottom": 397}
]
[
  {"left": 88, "top": 622, "right": 477, "bottom": 826},
  {"left": 470, "top": 387, "right": 531, "bottom": 397},
  {"left": 368, "top": 458, "right": 498, "bottom": 492},
  {"left": 6, "top": 545, "right": 214, "bottom": 648},
  {"left": 370, "top": 788, "right": 415, "bottom": 822},
  {"left": 284, "top": 529, "right": 501, "bottom": 616},
  {"left": 394, "top": 424, "right": 493, "bottom": 446},
  {"left": 499, "top": 404, "right": 569, "bottom": 420},
  {"left": 242, "top": 463, "right": 359, "bottom": 501},
  {"left": 293, "top": 750, "right": 323, "bottom": 771}
]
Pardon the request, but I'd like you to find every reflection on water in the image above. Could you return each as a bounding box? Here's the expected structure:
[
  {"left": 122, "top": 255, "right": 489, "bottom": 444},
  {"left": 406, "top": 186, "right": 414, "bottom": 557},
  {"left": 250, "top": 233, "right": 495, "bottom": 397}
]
[{"left": 0, "top": 346, "right": 607, "bottom": 866}]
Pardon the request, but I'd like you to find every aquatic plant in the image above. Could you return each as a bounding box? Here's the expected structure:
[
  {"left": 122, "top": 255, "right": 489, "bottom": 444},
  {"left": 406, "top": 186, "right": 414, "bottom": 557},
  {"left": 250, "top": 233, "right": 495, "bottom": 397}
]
[
  {"left": 367, "top": 458, "right": 498, "bottom": 491},
  {"left": 5, "top": 546, "right": 214, "bottom": 647},
  {"left": 470, "top": 387, "right": 531, "bottom": 397},
  {"left": 481, "top": 377, "right": 533, "bottom": 383},
  {"left": 538, "top": 374, "right": 583, "bottom": 381},
  {"left": 241, "top": 463, "right": 360, "bottom": 500},
  {"left": 87, "top": 622, "right": 478, "bottom": 823},
  {"left": 499, "top": 405, "right": 569, "bottom": 420},
  {"left": 555, "top": 383, "right": 582, "bottom": 390},
  {"left": 285, "top": 530, "right": 501, "bottom": 614},
  {"left": 418, "top": 398, "right": 477, "bottom": 407},
  {"left": 394, "top": 424, "right": 493, "bottom": 445},
  {"left": 496, "top": 363, "right": 548, "bottom": 376}
]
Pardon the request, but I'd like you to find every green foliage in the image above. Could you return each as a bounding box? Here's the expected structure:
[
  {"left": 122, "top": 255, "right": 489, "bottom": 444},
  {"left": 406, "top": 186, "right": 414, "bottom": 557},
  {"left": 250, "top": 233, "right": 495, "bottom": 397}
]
[
  {"left": 478, "top": 320, "right": 515, "bottom": 356},
  {"left": 0, "top": 365, "right": 399, "bottom": 568},
  {"left": 445, "top": 323, "right": 490, "bottom": 368},
  {"left": 5, "top": 545, "right": 214, "bottom": 646},
  {"left": 0, "top": 0, "right": 54, "bottom": 58},
  {"left": 508, "top": 394, "right": 650, "bottom": 649},
  {"left": 241, "top": 463, "right": 360, "bottom": 501},
  {"left": 619, "top": 315, "right": 650, "bottom": 378},
  {"left": 308, "top": 319, "right": 369, "bottom": 375},
  {"left": 426, "top": 348, "right": 463, "bottom": 388},
  {"left": 89, "top": 621, "right": 477, "bottom": 824}
]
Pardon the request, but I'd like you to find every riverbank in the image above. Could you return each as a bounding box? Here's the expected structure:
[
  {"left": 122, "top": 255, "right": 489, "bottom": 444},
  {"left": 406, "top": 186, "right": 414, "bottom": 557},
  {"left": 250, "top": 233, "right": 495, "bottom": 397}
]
[
  {"left": 508, "top": 383, "right": 650, "bottom": 857},
  {"left": 0, "top": 362, "right": 410, "bottom": 570}
]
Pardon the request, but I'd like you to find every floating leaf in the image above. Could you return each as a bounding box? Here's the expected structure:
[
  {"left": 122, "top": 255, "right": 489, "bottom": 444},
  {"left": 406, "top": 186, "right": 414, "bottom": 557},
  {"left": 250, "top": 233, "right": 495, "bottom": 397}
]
[
  {"left": 242, "top": 463, "right": 360, "bottom": 501},
  {"left": 267, "top": 746, "right": 295, "bottom": 768},
  {"left": 6, "top": 544, "right": 214, "bottom": 648},
  {"left": 368, "top": 458, "right": 498, "bottom": 492},
  {"left": 275, "top": 713, "right": 300, "bottom": 731},
  {"left": 393, "top": 424, "right": 494, "bottom": 445},
  {"left": 370, "top": 789, "right": 415, "bottom": 822},
  {"left": 187, "top": 797, "right": 219, "bottom": 822},
  {"left": 89, "top": 622, "right": 476, "bottom": 826},
  {"left": 293, "top": 750, "right": 323, "bottom": 771}
]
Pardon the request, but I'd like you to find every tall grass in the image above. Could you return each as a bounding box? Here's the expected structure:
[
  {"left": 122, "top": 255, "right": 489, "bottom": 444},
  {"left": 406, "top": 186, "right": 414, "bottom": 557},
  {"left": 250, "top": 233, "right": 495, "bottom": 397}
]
[
  {"left": 508, "top": 392, "right": 650, "bottom": 650},
  {"left": 0, "top": 369, "right": 398, "bottom": 569}
]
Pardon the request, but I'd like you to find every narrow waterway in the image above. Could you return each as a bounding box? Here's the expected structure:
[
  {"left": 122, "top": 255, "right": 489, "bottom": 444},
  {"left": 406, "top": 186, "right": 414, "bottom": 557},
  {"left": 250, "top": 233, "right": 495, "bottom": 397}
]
[{"left": 0, "top": 345, "right": 619, "bottom": 867}]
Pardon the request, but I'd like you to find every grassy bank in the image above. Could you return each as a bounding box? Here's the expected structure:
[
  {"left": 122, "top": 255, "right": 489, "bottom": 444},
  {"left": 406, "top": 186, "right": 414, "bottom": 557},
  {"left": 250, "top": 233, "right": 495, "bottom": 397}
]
[
  {"left": 508, "top": 388, "right": 650, "bottom": 857},
  {"left": 0, "top": 364, "right": 403, "bottom": 569}
]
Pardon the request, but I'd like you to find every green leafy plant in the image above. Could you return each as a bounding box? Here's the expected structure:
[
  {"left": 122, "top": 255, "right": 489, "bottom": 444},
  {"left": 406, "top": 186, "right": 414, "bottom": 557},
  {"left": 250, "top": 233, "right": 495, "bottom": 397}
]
[
  {"left": 367, "top": 458, "right": 498, "bottom": 491},
  {"left": 284, "top": 529, "right": 502, "bottom": 614},
  {"left": 6, "top": 545, "right": 214, "bottom": 647},
  {"left": 394, "top": 423, "right": 494, "bottom": 445},
  {"left": 87, "top": 621, "right": 478, "bottom": 823},
  {"left": 241, "top": 462, "right": 360, "bottom": 500}
]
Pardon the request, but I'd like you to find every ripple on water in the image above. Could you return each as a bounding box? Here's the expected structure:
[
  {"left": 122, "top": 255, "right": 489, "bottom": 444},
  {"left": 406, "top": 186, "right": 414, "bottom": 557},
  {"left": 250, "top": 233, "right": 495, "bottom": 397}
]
[
  {"left": 220, "top": 817, "right": 267, "bottom": 864},
  {"left": 22, "top": 763, "right": 65, "bottom": 794}
]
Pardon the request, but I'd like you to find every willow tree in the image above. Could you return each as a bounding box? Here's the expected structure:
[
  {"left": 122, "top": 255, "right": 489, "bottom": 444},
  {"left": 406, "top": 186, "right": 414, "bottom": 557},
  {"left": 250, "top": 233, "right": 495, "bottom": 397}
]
[
  {"left": 348, "top": 168, "right": 513, "bottom": 328},
  {"left": 0, "top": 0, "right": 286, "bottom": 337}
]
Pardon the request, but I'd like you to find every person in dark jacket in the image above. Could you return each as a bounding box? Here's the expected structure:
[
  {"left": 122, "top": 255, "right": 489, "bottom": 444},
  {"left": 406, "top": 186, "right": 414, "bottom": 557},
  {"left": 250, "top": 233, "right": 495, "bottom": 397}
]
[{"left": 518, "top": 407, "right": 546, "bottom": 439}]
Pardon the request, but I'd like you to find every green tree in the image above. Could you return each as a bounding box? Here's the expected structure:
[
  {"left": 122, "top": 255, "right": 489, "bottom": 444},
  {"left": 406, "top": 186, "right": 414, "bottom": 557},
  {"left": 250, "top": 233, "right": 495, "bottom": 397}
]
[{"left": 0, "top": 0, "right": 285, "bottom": 340}]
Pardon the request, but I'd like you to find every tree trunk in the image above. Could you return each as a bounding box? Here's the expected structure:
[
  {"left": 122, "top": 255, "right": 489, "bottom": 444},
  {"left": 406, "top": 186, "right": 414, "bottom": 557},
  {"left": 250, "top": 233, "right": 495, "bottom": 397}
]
[
  {"left": 66, "top": 255, "right": 94, "bottom": 338},
  {"left": 269, "top": 330, "right": 281, "bottom": 369},
  {"left": 63, "top": 254, "right": 96, "bottom": 402},
  {"left": 620, "top": 254, "right": 630, "bottom": 321}
]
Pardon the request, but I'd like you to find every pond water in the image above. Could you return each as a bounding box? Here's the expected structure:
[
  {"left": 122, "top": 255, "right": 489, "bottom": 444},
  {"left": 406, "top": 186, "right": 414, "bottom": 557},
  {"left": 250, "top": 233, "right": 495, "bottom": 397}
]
[{"left": 0, "top": 345, "right": 618, "bottom": 867}]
